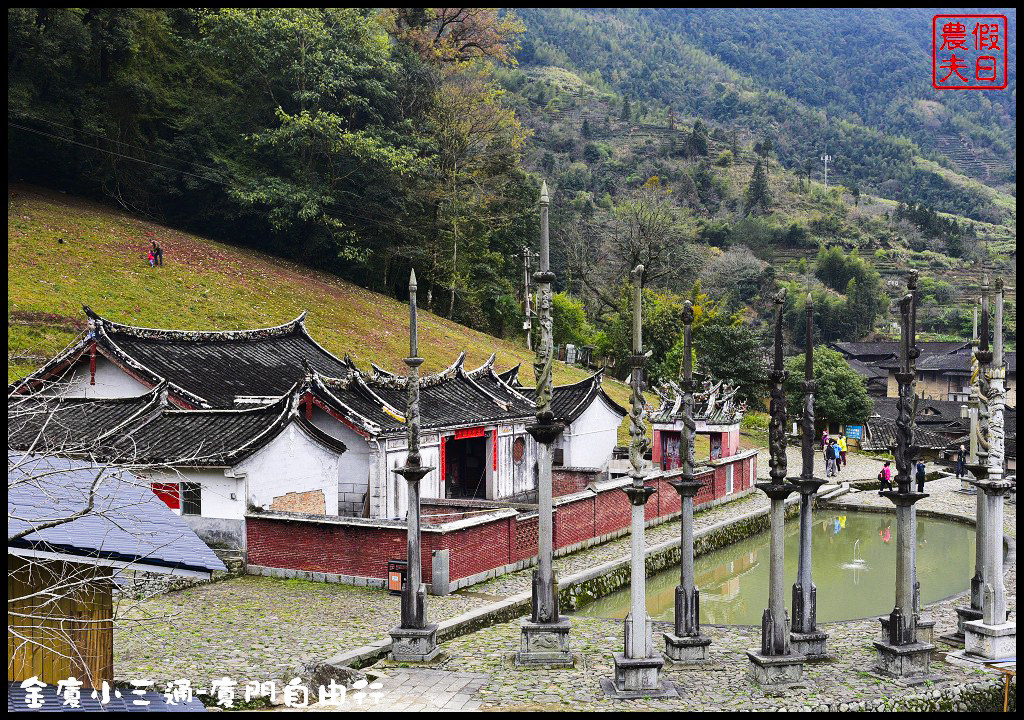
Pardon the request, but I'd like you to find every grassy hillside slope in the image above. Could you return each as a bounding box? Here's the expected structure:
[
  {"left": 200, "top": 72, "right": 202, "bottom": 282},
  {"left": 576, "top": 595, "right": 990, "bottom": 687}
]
[{"left": 8, "top": 183, "right": 647, "bottom": 440}]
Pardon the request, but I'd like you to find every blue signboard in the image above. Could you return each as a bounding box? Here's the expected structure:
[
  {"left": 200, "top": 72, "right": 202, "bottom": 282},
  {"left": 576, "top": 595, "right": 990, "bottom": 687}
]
[{"left": 845, "top": 425, "right": 863, "bottom": 440}]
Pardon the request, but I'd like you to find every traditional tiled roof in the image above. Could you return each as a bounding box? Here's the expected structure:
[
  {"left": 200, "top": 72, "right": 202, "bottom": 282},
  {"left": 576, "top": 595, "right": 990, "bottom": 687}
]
[
  {"left": 649, "top": 379, "right": 746, "bottom": 425},
  {"left": 830, "top": 341, "right": 901, "bottom": 359},
  {"left": 9, "top": 308, "right": 354, "bottom": 409},
  {"left": 861, "top": 419, "right": 951, "bottom": 452},
  {"left": 498, "top": 364, "right": 523, "bottom": 388},
  {"left": 915, "top": 351, "right": 1015, "bottom": 374},
  {"left": 8, "top": 452, "right": 226, "bottom": 575},
  {"left": 518, "top": 369, "right": 626, "bottom": 424},
  {"left": 468, "top": 355, "right": 536, "bottom": 409},
  {"left": 871, "top": 397, "right": 968, "bottom": 428},
  {"left": 314, "top": 355, "right": 536, "bottom": 436},
  {"left": 875, "top": 343, "right": 984, "bottom": 371},
  {"left": 7, "top": 384, "right": 164, "bottom": 454},
  {"left": 8, "top": 389, "right": 346, "bottom": 467},
  {"left": 847, "top": 358, "right": 888, "bottom": 380},
  {"left": 832, "top": 341, "right": 969, "bottom": 362}
]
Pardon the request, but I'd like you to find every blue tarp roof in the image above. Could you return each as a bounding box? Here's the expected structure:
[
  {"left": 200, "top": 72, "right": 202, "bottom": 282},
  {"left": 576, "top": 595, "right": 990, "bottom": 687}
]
[{"left": 8, "top": 453, "right": 225, "bottom": 575}]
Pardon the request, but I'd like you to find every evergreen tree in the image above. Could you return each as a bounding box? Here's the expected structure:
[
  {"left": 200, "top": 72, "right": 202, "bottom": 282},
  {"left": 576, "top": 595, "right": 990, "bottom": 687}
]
[
  {"left": 784, "top": 347, "right": 872, "bottom": 427},
  {"left": 581, "top": 117, "right": 592, "bottom": 138},
  {"left": 688, "top": 119, "right": 709, "bottom": 156},
  {"left": 745, "top": 161, "right": 772, "bottom": 214},
  {"left": 620, "top": 96, "right": 632, "bottom": 121}
]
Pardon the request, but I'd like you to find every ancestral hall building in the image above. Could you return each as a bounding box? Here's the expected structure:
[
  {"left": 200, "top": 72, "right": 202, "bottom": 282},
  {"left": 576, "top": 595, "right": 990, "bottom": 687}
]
[{"left": 10, "top": 309, "right": 626, "bottom": 551}]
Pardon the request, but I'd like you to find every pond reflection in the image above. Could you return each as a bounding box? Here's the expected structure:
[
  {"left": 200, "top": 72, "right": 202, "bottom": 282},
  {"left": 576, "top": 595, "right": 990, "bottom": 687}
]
[{"left": 574, "top": 510, "right": 976, "bottom": 625}]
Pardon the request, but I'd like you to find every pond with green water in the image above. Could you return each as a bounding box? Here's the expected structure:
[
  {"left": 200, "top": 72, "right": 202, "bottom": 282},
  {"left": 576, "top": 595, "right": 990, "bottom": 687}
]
[{"left": 573, "top": 510, "right": 976, "bottom": 625}]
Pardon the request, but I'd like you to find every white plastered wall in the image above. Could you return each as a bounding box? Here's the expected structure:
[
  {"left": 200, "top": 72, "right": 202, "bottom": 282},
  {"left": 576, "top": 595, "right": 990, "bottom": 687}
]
[
  {"left": 561, "top": 397, "right": 623, "bottom": 468},
  {"left": 231, "top": 423, "right": 342, "bottom": 515},
  {"left": 309, "top": 407, "right": 372, "bottom": 516},
  {"left": 53, "top": 356, "right": 151, "bottom": 398}
]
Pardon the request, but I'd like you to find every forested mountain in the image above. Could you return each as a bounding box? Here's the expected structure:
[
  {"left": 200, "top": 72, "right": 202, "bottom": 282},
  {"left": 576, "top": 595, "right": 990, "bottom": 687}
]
[
  {"left": 7, "top": 8, "right": 1017, "bottom": 401},
  {"left": 516, "top": 8, "right": 1016, "bottom": 222}
]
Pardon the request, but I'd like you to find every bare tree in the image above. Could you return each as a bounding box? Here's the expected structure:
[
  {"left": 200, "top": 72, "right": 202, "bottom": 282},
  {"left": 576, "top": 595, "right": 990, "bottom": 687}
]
[
  {"left": 8, "top": 369, "right": 225, "bottom": 690},
  {"left": 566, "top": 177, "right": 689, "bottom": 314}
]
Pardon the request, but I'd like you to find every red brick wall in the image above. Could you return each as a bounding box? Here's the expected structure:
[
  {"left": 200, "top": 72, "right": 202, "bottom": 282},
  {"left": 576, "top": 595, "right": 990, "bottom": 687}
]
[
  {"left": 246, "top": 454, "right": 754, "bottom": 585},
  {"left": 552, "top": 468, "right": 595, "bottom": 497}
]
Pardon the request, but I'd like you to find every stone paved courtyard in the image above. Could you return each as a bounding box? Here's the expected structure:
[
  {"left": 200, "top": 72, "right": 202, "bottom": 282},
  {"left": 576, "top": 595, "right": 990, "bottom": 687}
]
[
  {"left": 113, "top": 454, "right": 1015, "bottom": 710},
  {"left": 113, "top": 576, "right": 495, "bottom": 686}
]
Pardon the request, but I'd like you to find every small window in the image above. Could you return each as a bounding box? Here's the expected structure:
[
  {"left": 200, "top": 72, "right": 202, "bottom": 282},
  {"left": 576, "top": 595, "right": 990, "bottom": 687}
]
[
  {"left": 181, "top": 482, "right": 202, "bottom": 516},
  {"left": 726, "top": 465, "right": 734, "bottom": 495},
  {"left": 512, "top": 436, "right": 526, "bottom": 464}
]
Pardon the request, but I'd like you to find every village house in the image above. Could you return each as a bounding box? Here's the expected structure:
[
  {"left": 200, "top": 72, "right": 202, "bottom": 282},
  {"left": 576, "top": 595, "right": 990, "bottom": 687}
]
[
  {"left": 9, "top": 309, "right": 627, "bottom": 550},
  {"left": 7, "top": 452, "right": 223, "bottom": 698},
  {"left": 497, "top": 365, "right": 628, "bottom": 469},
  {"left": 829, "top": 340, "right": 1017, "bottom": 406},
  {"left": 9, "top": 384, "right": 350, "bottom": 551}
]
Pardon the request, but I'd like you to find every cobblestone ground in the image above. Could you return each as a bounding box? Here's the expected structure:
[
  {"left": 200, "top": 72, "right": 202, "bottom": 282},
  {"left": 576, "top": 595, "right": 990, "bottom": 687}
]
[
  {"left": 113, "top": 576, "right": 493, "bottom": 687},
  {"left": 359, "top": 473, "right": 1015, "bottom": 712},
  {"left": 114, "top": 450, "right": 1014, "bottom": 712},
  {"left": 756, "top": 444, "right": 887, "bottom": 483}
]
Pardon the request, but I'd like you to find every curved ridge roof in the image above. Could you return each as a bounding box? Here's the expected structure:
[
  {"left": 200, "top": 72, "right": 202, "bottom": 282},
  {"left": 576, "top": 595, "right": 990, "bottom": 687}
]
[
  {"left": 518, "top": 369, "right": 626, "bottom": 424},
  {"left": 83, "top": 308, "right": 354, "bottom": 407}
]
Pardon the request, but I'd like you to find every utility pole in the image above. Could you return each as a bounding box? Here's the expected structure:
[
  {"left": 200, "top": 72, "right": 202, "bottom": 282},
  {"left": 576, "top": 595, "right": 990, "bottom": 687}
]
[
  {"left": 821, "top": 154, "right": 832, "bottom": 189},
  {"left": 523, "top": 247, "right": 533, "bottom": 351}
]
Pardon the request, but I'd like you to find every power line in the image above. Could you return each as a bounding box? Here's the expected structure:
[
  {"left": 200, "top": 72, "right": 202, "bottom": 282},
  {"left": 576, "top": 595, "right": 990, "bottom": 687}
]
[
  {"left": 10, "top": 111, "right": 227, "bottom": 176},
  {"left": 8, "top": 119, "right": 528, "bottom": 238},
  {"left": 9, "top": 121, "right": 227, "bottom": 186}
]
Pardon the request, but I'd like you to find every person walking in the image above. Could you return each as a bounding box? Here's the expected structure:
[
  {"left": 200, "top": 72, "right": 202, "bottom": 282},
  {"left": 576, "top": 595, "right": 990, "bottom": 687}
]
[
  {"left": 156, "top": 242, "right": 164, "bottom": 266},
  {"left": 826, "top": 439, "right": 838, "bottom": 477},
  {"left": 147, "top": 250, "right": 155, "bottom": 268},
  {"left": 838, "top": 434, "right": 848, "bottom": 468},
  {"left": 955, "top": 444, "right": 967, "bottom": 479},
  {"left": 878, "top": 460, "right": 892, "bottom": 494},
  {"left": 915, "top": 459, "right": 926, "bottom": 493}
]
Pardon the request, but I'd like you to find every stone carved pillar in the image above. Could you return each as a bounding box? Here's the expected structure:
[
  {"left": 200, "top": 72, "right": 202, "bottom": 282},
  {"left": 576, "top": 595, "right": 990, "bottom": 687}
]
[
  {"left": 664, "top": 301, "right": 712, "bottom": 663},
  {"left": 390, "top": 269, "right": 439, "bottom": 663},
  {"left": 873, "top": 290, "right": 933, "bottom": 678},
  {"left": 604, "top": 266, "right": 675, "bottom": 698},
  {"left": 746, "top": 289, "right": 804, "bottom": 686},
  {"left": 791, "top": 294, "right": 829, "bottom": 659},
  {"left": 518, "top": 180, "right": 572, "bottom": 666}
]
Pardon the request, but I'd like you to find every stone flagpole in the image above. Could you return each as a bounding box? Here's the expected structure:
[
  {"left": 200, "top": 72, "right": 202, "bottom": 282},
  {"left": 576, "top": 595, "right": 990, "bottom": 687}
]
[
  {"left": 517, "top": 180, "right": 572, "bottom": 665},
  {"left": 664, "top": 300, "right": 712, "bottom": 663},
  {"left": 604, "top": 264, "right": 675, "bottom": 698},
  {"left": 389, "top": 269, "right": 440, "bottom": 662},
  {"left": 790, "top": 294, "right": 829, "bottom": 660},
  {"left": 873, "top": 290, "right": 933, "bottom": 678},
  {"left": 951, "top": 279, "right": 993, "bottom": 643},
  {"left": 907, "top": 270, "right": 935, "bottom": 644},
  {"left": 747, "top": 288, "right": 804, "bottom": 685},
  {"left": 962, "top": 277, "right": 1016, "bottom": 661}
]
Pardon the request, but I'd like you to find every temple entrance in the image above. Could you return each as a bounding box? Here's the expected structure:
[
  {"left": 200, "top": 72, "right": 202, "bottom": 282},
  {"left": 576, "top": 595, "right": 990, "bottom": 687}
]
[
  {"left": 660, "top": 431, "right": 681, "bottom": 471},
  {"left": 445, "top": 434, "right": 488, "bottom": 500}
]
